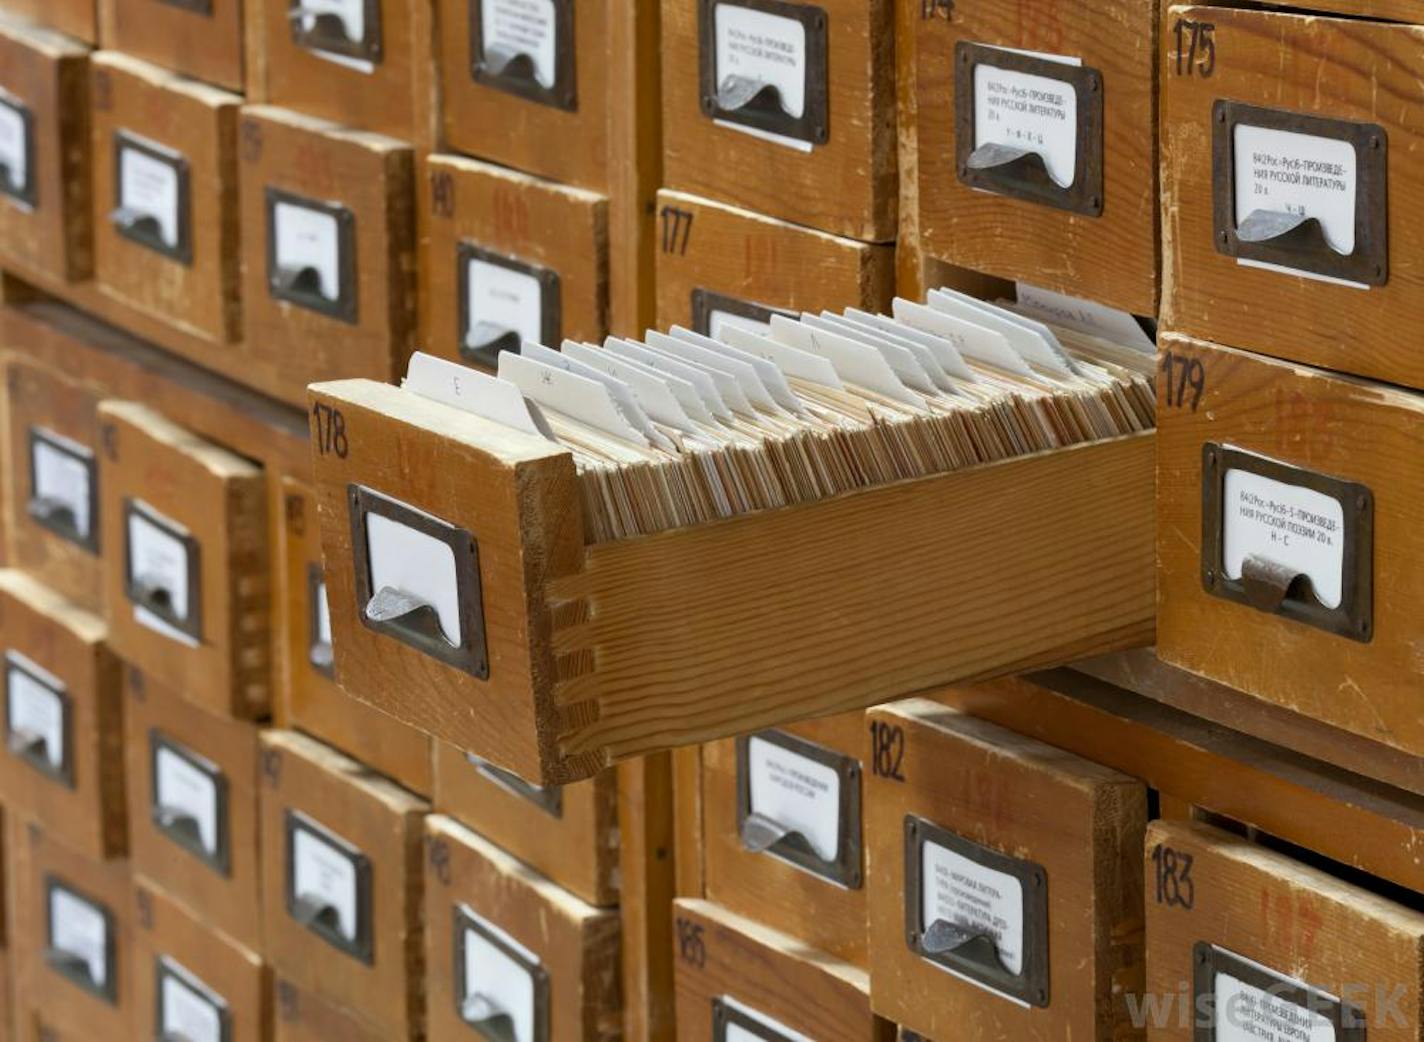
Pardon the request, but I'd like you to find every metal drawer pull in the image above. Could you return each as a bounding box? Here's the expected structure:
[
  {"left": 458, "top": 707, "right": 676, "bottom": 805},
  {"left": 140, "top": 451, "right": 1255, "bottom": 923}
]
[
  {"left": 1235, "top": 210, "right": 1336, "bottom": 254},
  {"left": 921, "top": 918, "right": 1014, "bottom": 976}
]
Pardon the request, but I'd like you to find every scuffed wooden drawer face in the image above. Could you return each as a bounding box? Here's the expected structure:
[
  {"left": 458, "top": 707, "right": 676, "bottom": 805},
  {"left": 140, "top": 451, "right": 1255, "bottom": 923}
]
[{"left": 100, "top": 0, "right": 244, "bottom": 92}]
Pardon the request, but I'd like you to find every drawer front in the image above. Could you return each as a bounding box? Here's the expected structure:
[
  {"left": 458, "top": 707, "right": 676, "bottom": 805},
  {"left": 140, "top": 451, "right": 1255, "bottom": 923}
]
[
  {"left": 273, "top": 976, "right": 388, "bottom": 1042},
  {"left": 102, "top": 0, "right": 244, "bottom": 92},
  {"left": 1157, "top": 334, "right": 1424, "bottom": 754}
]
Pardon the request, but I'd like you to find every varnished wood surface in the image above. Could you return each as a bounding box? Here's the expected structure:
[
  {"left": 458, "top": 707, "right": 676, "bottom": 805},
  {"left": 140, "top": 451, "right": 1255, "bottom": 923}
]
[
  {"left": 100, "top": 0, "right": 244, "bottom": 92},
  {"left": 273, "top": 975, "right": 388, "bottom": 1042},
  {"left": 0, "top": 0, "right": 95, "bottom": 45},
  {"left": 618, "top": 753, "right": 678, "bottom": 1042}
]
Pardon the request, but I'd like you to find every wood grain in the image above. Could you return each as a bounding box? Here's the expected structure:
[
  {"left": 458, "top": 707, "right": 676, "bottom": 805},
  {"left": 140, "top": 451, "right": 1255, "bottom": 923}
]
[
  {"left": 0, "top": 0, "right": 95, "bottom": 45},
  {"left": 914, "top": 0, "right": 1159, "bottom": 316},
  {"left": 100, "top": 0, "right": 244, "bottom": 92},
  {"left": 1156, "top": 333, "right": 1424, "bottom": 758},
  {"left": 1162, "top": 5, "right": 1424, "bottom": 389},
  {"left": 865, "top": 700, "right": 1146, "bottom": 1041},
  {"left": 673, "top": 745, "right": 705, "bottom": 898},
  {"left": 661, "top": 0, "right": 897, "bottom": 241},
  {"left": 273, "top": 975, "right": 388, "bottom": 1042},
  {"left": 618, "top": 753, "right": 678, "bottom": 1042}
]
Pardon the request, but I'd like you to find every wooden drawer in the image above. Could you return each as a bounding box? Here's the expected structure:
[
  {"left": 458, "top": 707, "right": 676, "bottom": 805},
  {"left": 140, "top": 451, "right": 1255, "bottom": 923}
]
[
  {"left": 131, "top": 875, "right": 270, "bottom": 1042},
  {"left": 98, "top": 399, "right": 270, "bottom": 721},
  {"left": 1, "top": 0, "right": 95, "bottom": 45},
  {"left": 0, "top": 570, "right": 124, "bottom": 861},
  {"left": 672, "top": 898, "right": 891, "bottom": 1042},
  {"left": 423, "top": 814, "right": 621, "bottom": 1042},
  {"left": 431, "top": 740, "right": 618, "bottom": 907},
  {"left": 276, "top": 476, "right": 431, "bottom": 796},
  {"left": 654, "top": 190, "right": 895, "bottom": 334},
  {"left": 248, "top": 0, "right": 435, "bottom": 143},
  {"left": 258, "top": 729, "right": 428, "bottom": 1041},
  {"left": 1145, "top": 819, "right": 1424, "bottom": 1040},
  {"left": 1156, "top": 333, "right": 1424, "bottom": 758},
  {"left": 0, "top": 17, "right": 91, "bottom": 284},
  {"left": 124, "top": 669, "right": 262, "bottom": 953},
  {"left": 1163, "top": 4, "right": 1424, "bottom": 390},
  {"left": 4, "top": 357, "right": 103, "bottom": 612},
  {"left": 910, "top": 0, "right": 1158, "bottom": 316},
  {"left": 98, "top": 0, "right": 243, "bottom": 92},
  {"left": 660, "top": 0, "right": 896, "bottom": 242},
  {"left": 273, "top": 975, "right": 385, "bottom": 1042},
  {"left": 10, "top": 816, "right": 132, "bottom": 1041},
  {"left": 307, "top": 375, "right": 1153, "bottom": 785},
  {"left": 418, "top": 152, "right": 607, "bottom": 369},
  {"left": 90, "top": 53, "right": 242, "bottom": 347},
  {"left": 238, "top": 106, "right": 417, "bottom": 409},
  {"left": 701, "top": 709, "right": 867, "bottom": 967},
  {"left": 864, "top": 700, "right": 1147, "bottom": 1041}
]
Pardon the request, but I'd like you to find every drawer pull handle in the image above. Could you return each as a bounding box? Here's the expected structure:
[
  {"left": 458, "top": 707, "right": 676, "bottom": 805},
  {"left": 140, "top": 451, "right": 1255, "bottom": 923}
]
[
  {"left": 273, "top": 264, "right": 332, "bottom": 303},
  {"left": 288, "top": 6, "right": 359, "bottom": 46},
  {"left": 481, "top": 45, "right": 539, "bottom": 87},
  {"left": 155, "top": 805, "right": 204, "bottom": 846},
  {"left": 921, "top": 918, "right": 1014, "bottom": 976},
  {"left": 464, "top": 321, "right": 522, "bottom": 362},
  {"left": 309, "top": 639, "right": 334, "bottom": 671},
  {"left": 132, "top": 575, "right": 179, "bottom": 617},
  {"left": 966, "top": 142, "right": 1063, "bottom": 192},
  {"left": 1240, "top": 553, "right": 1313, "bottom": 614},
  {"left": 716, "top": 74, "right": 791, "bottom": 118},
  {"left": 7, "top": 727, "right": 49, "bottom": 761},
  {"left": 461, "top": 992, "right": 517, "bottom": 1042},
  {"left": 27, "top": 496, "right": 78, "bottom": 530},
  {"left": 291, "top": 893, "right": 343, "bottom": 932},
  {"left": 110, "top": 207, "right": 163, "bottom": 240},
  {"left": 43, "top": 947, "right": 98, "bottom": 986},
  {"left": 740, "top": 812, "right": 801, "bottom": 854},
  {"left": 161, "top": 1032, "right": 198, "bottom": 1042},
  {"left": 365, "top": 586, "right": 457, "bottom": 648},
  {"left": 1235, "top": 209, "right": 1334, "bottom": 254},
  {"left": 0, "top": 160, "right": 20, "bottom": 195}
]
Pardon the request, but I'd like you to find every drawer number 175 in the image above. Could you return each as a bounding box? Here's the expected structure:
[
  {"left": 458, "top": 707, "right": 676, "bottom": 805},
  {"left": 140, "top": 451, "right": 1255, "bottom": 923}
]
[{"left": 1174, "top": 18, "right": 1217, "bottom": 78}]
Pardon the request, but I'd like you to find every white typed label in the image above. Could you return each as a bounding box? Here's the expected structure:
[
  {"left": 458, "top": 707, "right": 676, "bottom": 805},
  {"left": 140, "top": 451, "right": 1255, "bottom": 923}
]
[
  {"left": 155, "top": 744, "right": 220, "bottom": 855},
  {"left": 709, "top": 309, "right": 773, "bottom": 341},
  {"left": 6, "top": 655, "right": 65, "bottom": 771},
  {"left": 481, "top": 0, "right": 558, "bottom": 87},
  {"left": 161, "top": 967, "right": 224, "bottom": 1042},
  {"left": 50, "top": 887, "right": 109, "bottom": 987},
  {"left": 920, "top": 839, "right": 1025, "bottom": 976},
  {"left": 0, "top": 99, "right": 28, "bottom": 196},
  {"left": 461, "top": 911, "right": 540, "bottom": 1042},
  {"left": 713, "top": 4, "right": 807, "bottom": 119},
  {"left": 721, "top": 996, "right": 814, "bottom": 1042},
  {"left": 118, "top": 144, "right": 181, "bottom": 249},
  {"left": 31, "top": 431, "right": 94, "bottom": 540},
  {"left": 127, "top": 505, "right": 192, "bottom": 622},
  {"left": 973, "top": 62, "right": 1078, "bottom": 188},
  {"left": 1222, "top": 465, "right": 1346, "bottom": 610},
  {"left": 746, "top": 735, "right": 841, "bottom": 863},
  {"left": 1234, "top": 124, "right": 1357, "bottom": 256},
  {"left": 364, "top": 508, "right": 462, "bottom": 645},
  {"left": 465, "top": 256, "right": 544, "bottom": 350},
  {"left": 296, "top": 0, "right": 366, "bottom": 48},
  {"left": 1215, "top": 971, "right": 1337, "bottom": 1042},
  {"left": 273, "top": 201, "right": 342, "bottom": 301},
  {"left": 291, "top": 823, "right": 361, "bottom": 942}
]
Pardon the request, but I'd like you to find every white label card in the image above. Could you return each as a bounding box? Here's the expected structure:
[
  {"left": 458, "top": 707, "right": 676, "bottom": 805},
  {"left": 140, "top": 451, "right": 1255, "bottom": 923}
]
[
  {"left": 292, "top": 824, "right": 361, "bottom": 942},
  {"left": 746, "top": 736, "right": 841, "bottom": 862},
  {"left": 713, "top": 4, "right": 807, "bottom": 118},
  {"left": 161, "top": 966, "right": 225, "bottom": 1042},
  {"left": 273, "top": 201, "right": 342, "bottom": 300},
  {"left": 50, "top": 887, "right": 109, "bottom": 987},
  {"left": 118, "top": 144, "right": 181, "bottom": 249},
  {"left": 127, "top": 506, "right": 192, "bottom": 622},
  {"left": 31, "top": 432, "right": 94, "bottom": 539},
  {"left": 6, "top": 656, "right": 65, "bottom": 770},
  {"left": 1233, "top": 124, "right": 1357, "bottom": 256},
  {"left": 155, "top": 744, "right": 220, "bottom": 855},
  {"left": 461, "top": 912, "right": 540, "bottom": 1042},
  {"left": 973, "top": 63, "right": 1078, "bottom": 188},
  {"left": 482, "top": 0, "right": 558, "bottom": 87},
  {"left": 314, "top": 579, "right": 332, "bottom": 646},
  {"left": 465, "top": 257, "right": 544, "bottom": 349},
  {"left": 0, "top": 99, "right": 28, "bottom": 195},
  {"left": 1214, "top": 971, "right": 1337, "bottom": 1042},
  {"left": 1222, "top": 465, "right": 1345, "bottom": 610},
  {"left": 921, "top": 839, "right": 1025, "bottom": 975},
  {"left": 364, "top": 509, "right": 462, "bottom": 645},
  {"left": 709, "top": 309, "right": 773, "bottom": 341}
]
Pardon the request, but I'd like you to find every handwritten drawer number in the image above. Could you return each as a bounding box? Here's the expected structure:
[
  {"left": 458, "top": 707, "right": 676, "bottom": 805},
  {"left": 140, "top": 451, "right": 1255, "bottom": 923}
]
[
  {"left": 311, "top": 403, "right": 349, "bottom": 459},
  {"left": 1152, "top": 843, "right": 1196, "bottom": 909}
]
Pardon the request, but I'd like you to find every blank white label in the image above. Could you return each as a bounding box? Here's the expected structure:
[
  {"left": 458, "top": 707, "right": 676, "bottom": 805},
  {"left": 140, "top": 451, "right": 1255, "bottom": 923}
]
[
  {"left": 921, "top": 839, "right": 1025, "bottom": 976},
  {"left": 31, "top": 432, "right": 94, "bottom": 540},
  {"left": 465, "top": 257, "right": 544, "bottom": 349},
  {"left": 161, "top": 967, "right": 224, "bottom": 1042},
  {"left": 721, "top": 996, "right": 814, "bottom": 1042},
  {"left": 273, "top": 201, "right": 342, "bottom": 300},
  {"left": 709, "top": 309, "right": 773, "bottom": 341},
  {"left": 0, "top": 100, "right": 28, "bottom": 194},
  {"left": 1215, "top": 971, "right": 1336, "bottom": 1042},
  {"left": 128, "top": 506, "right": 191, "bottom": 622},
  {"left": 155, "top": 745, "right": 220, "bottom": 855},
  {"left": 461, "top": 912, "right": 540, "bottom": 1042},
  {"left": 6, "top": 656, "right": 65, "bottom": 770},
  {"left": 713, "top": 4, "right": 807, "bottom": 119},
  {"left": 50, "top": 887, "right": 108, "bottom": 987},
  {"left": 296, "top": 0, "right": 365, "bottom": 46},
  {"left": 973, "top": 63, "right": 1078, "bottom": 188},
  {"left": 314, "top": 579, "right": 332, "bottom": 646},
  {"left": 119, "top": 145, "right": 181, "bottom": 249},
  {"left": 1234, "top": 124, "right": 1357, "bottom": 256},
  {"left": 482, "top": 0, "right": 558, "bottom": 87},
  {"left": 1222, "top": 465, "right": 1346, "bottom": 610},
  {"left": 365, "top": 509, "right": 462, "bottom": 645},
  {"left": 746, "top": 736, "right": 841, "bottom": 862},
  {"left": 292, "top": 824, "right": 361, "bottom": 942}
]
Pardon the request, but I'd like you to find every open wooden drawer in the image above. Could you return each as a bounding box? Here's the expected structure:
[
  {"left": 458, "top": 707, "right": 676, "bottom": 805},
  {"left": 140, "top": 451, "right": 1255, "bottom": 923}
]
[{"left": 308, "top": 379, "right": 1154, "bottom": 785}]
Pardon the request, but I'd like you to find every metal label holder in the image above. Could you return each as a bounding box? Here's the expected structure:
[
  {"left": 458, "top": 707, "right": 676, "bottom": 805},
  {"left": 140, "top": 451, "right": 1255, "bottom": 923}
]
[
  {"left": 1201, "top": 443, "right": 1373, "bottom": 643},
  {"left": 156, "top": 955, "right": 233, "bottom": 1042},
  {"left": 468, "top": 0, "right": 577, "bottom": 111},
  {"left": 265, "top": 187, "right": 359, "bottom": 324},
  {"left": 954, "top": 42, "right": 1104, "bottom": 217},
  {"left": 453, "top": 903, "right": 551, "bottom": 1042},
  {"left": 43, "top": 874, "right": 118, "bottom": 1005},
  {"left": 111, "top": 130, "right": 193, "bottom": 266},
  {"left": 690, "top": 288, "right": 797, "bottom": 337},
  {"left": 288, "top": 0, "right": 383, "bottom": 63},
  {"left": 284, "top": 809, "right": 375, "bottom": 964},
  {"left": 1212, "top": 101, "right": 1388, "bottom": 286},
  {"left": 456, "top": 241, "right": 561, "bottom": 368},
  {"left": 156, "top": 0, "right": 214, "bottom": 15},
  {"left": 711, "top": 999, "right": 797, "bottom": 1042},
  {"left": 734, "top": 729, "right": 862, "bottom": 889},
  {"left": 466, "top": 752, "right": 563, "bottom": 818},
  {"left": 903, "top": 814, "right": 1050, "bottom": 1009},
  {"left": 123, "top": 498, "right": 203, "bottom": 643},
  {"left": 4, "top": 651, "right": 74, "bottom": 788},
  {"left": 27, "top": 426, "right": 100, "bottom": 554},
  {"left": 0, "top": 89, "right": 36, "bottom": 209},
  {"left": 306, "top": 562, "right": 335, "bottom": 678},
  {"left": 698, "top": 0, "right": 830, "bottom": 147},
  {"left": 149, "top": 729, "right": 231, "bottom": 877},
  {"left": 1192, "top": 943, "right": 1366, "bottom": 1042}
]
